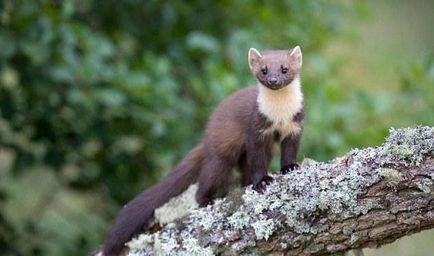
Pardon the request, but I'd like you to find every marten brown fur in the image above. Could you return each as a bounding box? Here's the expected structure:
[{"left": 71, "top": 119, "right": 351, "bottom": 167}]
[{"left": 102, "top": 46, "right": 304, "bottom": 255}]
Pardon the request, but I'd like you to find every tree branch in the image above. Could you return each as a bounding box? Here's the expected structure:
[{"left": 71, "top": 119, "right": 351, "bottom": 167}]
[{"left": 106, "top": 126, "right": 434, "bottom": 256}]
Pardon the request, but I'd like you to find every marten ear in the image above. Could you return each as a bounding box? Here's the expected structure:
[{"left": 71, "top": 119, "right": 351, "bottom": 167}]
[
  {"left": 289, "top": 46, "right": 302, "bottom": 70},
  {"left": 248, "top": 48, "right": 263, "bottom": 73}
]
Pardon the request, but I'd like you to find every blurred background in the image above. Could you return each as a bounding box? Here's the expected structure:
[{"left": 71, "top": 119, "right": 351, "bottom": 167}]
[{"left": 0, "top": 0, "right": 433, "bottom": 255}]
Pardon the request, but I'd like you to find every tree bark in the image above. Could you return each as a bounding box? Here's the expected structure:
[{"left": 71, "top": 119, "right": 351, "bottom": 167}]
[{"left": 103, "top": 126, "right": 434, "bottom": 256}]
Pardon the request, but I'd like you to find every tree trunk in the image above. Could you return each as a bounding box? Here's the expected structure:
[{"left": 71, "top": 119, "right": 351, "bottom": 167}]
[{"left": 102, "top": 126, "right": 434, "bottom": 256}]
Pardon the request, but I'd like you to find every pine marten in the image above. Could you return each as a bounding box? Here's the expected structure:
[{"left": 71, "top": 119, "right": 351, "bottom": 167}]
[{"left": 102, "top": 46, "right": 304, "bottom": 255}]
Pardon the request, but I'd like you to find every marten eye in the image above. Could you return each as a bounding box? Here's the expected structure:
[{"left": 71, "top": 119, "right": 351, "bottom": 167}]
[
  {"left": 261, "top": 67, "right": 268, "bottom": 75},
  {"left": 281, "top": 66, "right": 288, "bottom": 74}
]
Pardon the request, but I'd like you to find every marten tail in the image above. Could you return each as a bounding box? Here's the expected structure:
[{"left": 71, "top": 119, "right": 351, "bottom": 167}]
[{"left": 102, "top": 143, "right": 205, "bottom": 256}]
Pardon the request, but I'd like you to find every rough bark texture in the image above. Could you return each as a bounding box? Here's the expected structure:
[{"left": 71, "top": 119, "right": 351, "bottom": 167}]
[{"left": 99, "top": 126, "right": 434, "bottom": 256}]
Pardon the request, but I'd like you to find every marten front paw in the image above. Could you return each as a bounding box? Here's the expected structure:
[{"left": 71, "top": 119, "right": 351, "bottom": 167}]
[
  {"left": 252, "top": 175, "right": 274, "bottom": 193},
  {"left": 280, "top": 163, "right": 300, "bottom": 174}
]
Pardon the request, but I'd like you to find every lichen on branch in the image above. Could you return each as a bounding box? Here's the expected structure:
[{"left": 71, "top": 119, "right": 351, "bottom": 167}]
[{"left": 121, "top": 126, "right": 434, "bottom": 256}]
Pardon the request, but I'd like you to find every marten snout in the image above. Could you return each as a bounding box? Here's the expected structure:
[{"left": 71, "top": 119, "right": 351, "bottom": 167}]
[{"left": 267, "top": 77, "right": 278, "bottom": 85}]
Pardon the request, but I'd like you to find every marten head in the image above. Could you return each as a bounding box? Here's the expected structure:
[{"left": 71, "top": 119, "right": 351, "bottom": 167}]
[{"left": 248, "top": 46, "right": 302, "bottom": 90}]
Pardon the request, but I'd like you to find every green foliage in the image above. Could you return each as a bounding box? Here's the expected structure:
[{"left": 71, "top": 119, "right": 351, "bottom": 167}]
[
  {"left": 398, "top": 57, "right": 434, "bottom": 124},
  {"left": 0, "top": 0, "right": 432, "bottom": 255}
]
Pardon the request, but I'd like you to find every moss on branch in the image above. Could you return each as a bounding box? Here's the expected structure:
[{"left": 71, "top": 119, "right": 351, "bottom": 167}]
[{"left": 101, "top": 126, "right": 434, "bottom": 256}]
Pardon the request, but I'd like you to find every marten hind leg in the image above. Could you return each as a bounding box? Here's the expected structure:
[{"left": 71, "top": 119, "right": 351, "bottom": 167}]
[{"left": 196, "top": 155, "right": 233, "bottom": 207}]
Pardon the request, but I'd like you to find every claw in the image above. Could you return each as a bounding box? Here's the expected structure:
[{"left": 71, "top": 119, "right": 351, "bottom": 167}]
[
  {"left": 280, "top": 163, "right": 300, "bottom": 174},
  {"left": 252, "top": 175, "right": 274, "bottom": 193}
]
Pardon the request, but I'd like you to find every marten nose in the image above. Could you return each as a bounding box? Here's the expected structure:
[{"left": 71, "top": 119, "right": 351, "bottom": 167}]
[{"left": 268, "top": 78, "right": 278, "bottom": 85}]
